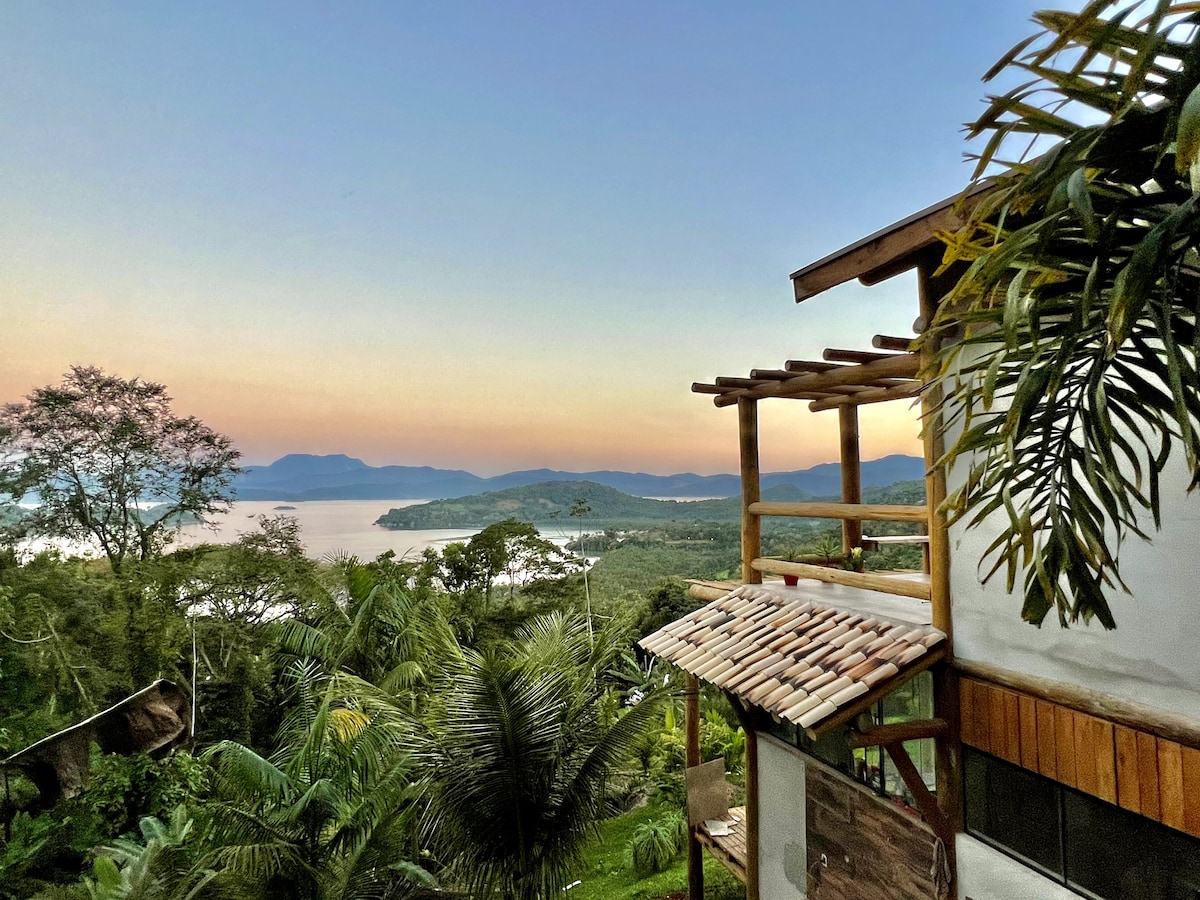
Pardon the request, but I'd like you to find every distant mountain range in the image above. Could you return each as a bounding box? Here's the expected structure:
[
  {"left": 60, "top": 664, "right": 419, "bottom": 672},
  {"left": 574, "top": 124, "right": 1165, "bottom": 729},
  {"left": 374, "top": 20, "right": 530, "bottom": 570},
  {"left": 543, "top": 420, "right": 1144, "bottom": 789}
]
[{"left": 232, "top": 453, "right": 925, "bottom": 502}]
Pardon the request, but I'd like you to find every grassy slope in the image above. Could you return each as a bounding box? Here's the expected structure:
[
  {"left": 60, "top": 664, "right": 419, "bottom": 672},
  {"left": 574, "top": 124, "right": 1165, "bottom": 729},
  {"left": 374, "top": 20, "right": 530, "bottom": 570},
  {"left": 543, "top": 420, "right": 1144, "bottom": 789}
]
[{"left": 571, "top": 803, "right": 745, "bottom": 900}]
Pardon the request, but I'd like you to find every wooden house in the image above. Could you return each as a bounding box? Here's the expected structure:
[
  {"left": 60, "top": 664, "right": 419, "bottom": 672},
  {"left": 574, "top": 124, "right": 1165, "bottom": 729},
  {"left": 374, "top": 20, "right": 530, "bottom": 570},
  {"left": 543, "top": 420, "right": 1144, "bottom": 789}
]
[{"left": 638, "top": 193, "right": 1200, "bottom": 899}]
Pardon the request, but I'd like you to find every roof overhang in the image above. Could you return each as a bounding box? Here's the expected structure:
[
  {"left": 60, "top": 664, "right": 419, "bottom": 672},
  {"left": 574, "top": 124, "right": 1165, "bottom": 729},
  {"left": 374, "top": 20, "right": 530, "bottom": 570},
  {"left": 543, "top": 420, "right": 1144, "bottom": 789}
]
[
  {"left": 640, "top": 583, "right": 945, "bottom": 739},
  {"left": 790, "top": 183, "right": 992, "bottom": 303}
]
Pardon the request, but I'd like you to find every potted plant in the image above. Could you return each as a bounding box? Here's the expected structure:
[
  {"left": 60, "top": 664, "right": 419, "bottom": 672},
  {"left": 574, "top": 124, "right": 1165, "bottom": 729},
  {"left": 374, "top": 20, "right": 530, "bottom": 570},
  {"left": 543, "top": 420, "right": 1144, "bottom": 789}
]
[{"left": 779, "top": 547, "right": 804, "bottom": 585}]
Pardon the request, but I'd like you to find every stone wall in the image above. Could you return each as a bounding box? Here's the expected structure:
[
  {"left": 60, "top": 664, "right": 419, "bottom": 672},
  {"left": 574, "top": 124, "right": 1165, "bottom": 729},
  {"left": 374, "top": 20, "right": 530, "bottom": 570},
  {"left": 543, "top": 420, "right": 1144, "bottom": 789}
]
[{"left": 805, "top": 758, "right": 945, "bottom": 899}]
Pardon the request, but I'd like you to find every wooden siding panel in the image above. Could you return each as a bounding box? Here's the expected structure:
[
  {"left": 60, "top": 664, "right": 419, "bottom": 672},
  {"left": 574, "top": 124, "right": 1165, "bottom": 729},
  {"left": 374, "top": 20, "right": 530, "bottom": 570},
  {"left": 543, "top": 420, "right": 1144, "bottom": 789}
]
[
  {"left": 1074, "top": 711, "right": 1099, "bottom": 797},
  {"left": 1159, "top": 739, "right": 1185, "bottom": 831},
  {"left": 1036, "top": 700, "right": 1058, "bottom": 781},
  {"left": 959, "top": 678, "right": 977, "bottom": 748},
  {"left": 1094, "top": 719, "right": 1116, "bottom": 804},
  {"left": 1182, "top": 745, "right": 1200, "bottom": 839},
  {"left": 1115, "top": 725, "right": 1141, "bottom": 813},
  {"left": 989, "top": 685, "right": 1010, "bottom": 762},
  {"left": 1055, "top": 705, "right": 1077, "bottom": 788},
  {"left": 1018, "top": 694, "right": 1039, "bottom": 771},
  {"left": 1138, "top": 731, "right": 1162, "bottom": 822},
  {"left": 1004, "top": 690, "right": 1022, "bottom": 764}
]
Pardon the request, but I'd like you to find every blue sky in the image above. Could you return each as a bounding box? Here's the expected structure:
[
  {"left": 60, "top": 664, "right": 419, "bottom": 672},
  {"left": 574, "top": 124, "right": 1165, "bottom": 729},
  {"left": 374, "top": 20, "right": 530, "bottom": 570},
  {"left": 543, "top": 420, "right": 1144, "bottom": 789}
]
[{"left": 1, "top": 2, "right": 1065, "bottom": 474}]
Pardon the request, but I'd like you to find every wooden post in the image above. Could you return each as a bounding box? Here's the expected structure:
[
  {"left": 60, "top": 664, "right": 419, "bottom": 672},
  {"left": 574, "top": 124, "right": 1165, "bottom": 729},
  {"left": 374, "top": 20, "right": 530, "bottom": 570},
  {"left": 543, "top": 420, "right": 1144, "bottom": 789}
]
[
  {"left": 918, "top": 251, "right": 962, "bottom": 890},
  {"left": 686, "top": 673, "right": 704, "bottom": 900},
  {"left": 738, "top": 397, "right": 762, "bottom": 585},
  {"left": 729, "top": 699, "right": 760, "bottom": 900},
  {"left": 839, "top": 404, "right": 862, "bottom": 551}
]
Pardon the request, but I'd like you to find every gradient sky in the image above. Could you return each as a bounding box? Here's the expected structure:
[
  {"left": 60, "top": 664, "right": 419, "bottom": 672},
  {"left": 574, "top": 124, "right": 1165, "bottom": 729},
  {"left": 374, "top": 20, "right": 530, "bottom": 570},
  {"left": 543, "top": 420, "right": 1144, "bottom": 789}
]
[{"left": 2, "top": 2, "right": 1064, "bottom": 476}]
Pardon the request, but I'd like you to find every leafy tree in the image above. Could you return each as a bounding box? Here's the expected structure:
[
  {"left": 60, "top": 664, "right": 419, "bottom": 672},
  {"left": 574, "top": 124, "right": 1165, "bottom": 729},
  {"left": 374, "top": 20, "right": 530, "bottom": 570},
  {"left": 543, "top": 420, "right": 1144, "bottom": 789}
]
[
  {"left": 0, "top": 367, "right": 240, "bottom": 573},
  {"left": 931, "top": 0, "right": 1200, "bottom": 626},
  {"left": 419, "top": 613, "right": 667, "bottom": 900}
]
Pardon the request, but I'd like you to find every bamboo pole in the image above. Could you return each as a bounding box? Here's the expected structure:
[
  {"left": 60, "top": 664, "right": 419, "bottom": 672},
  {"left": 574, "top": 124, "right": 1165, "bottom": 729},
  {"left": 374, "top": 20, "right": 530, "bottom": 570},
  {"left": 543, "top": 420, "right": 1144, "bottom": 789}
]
[
  {"left": 872, "top": 334, "right": 917, "bottom": 351},
  {"left": 751, "top": 558, "right": 932, "bottom": 600},
  {"left": 728, "top": 699, "right": 760, "bottom": 900},
  {"left": 747, "top": 500, "right": 928, "bottom": 522},
  {"left": 919, "top": 252, "right": 961, "bottom": 892},
  {"left": 685, "top": 673, "right": 703, "bottom": 900},
  {"left": 714, "top": 354, "right": 919, "bottom": 407},
  {"left": 839, "top": 404, "right": 862, "bottom": 551},
  {"left": 807, "top": 381, "right": 923, "bottom": 412},
  {"left": 739, "top": 398, "right": 762, "bottom": 585},
  {"left": 823, "top": 348, "right": 898, "bottom": 364}
]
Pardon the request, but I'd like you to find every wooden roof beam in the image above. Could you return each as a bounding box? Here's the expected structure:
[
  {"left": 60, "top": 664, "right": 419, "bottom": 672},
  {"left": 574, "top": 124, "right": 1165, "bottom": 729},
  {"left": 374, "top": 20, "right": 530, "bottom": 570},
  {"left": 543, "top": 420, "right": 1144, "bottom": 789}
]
[
  {"left": 784, "top": 359, "right": 844, "bottom": 374},
  {"left": 822, "top": 348, "right": 901, "bottom": 365},
  {"left": 872, "top": 334, "right": 917, "bottom": 352},
  {"left": 713, "top": 353, "right": 919, "bottom": 408},
  {"left": 789, "top": 185, "right": 989, "bottom": 303},
  {"left": 808, "top": 381, "right": 923, "bottom": 412}
]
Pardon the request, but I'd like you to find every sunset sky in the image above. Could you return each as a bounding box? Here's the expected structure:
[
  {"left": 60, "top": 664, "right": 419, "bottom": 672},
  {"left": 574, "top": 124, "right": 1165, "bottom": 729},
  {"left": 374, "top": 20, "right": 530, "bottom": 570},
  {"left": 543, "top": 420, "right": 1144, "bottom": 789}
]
[{"left": 2, "top": 2, "right": 1060, "bottom": 476}]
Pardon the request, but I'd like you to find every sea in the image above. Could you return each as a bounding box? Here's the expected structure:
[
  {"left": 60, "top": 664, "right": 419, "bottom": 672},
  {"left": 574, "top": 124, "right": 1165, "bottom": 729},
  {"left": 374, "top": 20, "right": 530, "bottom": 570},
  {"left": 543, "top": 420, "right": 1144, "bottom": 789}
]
[{"left": 175, "top": 499, "right": 496, "bottom": 561}]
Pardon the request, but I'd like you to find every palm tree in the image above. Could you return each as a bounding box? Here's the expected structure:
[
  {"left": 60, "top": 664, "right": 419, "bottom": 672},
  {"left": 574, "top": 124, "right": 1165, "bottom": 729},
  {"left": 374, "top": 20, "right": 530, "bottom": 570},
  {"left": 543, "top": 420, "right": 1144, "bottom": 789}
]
[
  {"left": 931, "top": 0, "right": 1200, "bottom": 627},
  {"left": 418, "top": 612, "right": 667, "bottom": 899},
  {"left": 199, "top": 662, "right": 434, "bottom": 900},
  {"left": 275, "top": 556, "right": 455, "bottom": 706}
]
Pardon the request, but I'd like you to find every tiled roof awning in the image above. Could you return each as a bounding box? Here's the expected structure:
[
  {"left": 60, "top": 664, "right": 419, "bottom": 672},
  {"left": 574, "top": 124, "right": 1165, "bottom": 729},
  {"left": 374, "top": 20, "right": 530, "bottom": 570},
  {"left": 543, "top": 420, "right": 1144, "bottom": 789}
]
[{"left": 639, "top": 583, "right": 946, "bottom": 737}]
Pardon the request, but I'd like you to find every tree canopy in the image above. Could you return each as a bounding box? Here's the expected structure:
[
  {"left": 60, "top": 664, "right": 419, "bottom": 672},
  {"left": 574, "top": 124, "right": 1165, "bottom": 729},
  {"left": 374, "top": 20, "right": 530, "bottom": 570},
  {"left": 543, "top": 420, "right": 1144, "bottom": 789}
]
[{"left": 0, "top": 366, "right": 241, "bottom": 572}]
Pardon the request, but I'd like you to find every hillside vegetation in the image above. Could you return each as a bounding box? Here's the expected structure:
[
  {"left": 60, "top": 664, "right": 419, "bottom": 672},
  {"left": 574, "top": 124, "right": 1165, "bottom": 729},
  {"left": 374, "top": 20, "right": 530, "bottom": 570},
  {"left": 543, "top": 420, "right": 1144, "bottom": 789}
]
[{"left": 375, "top": 480, "right": 811, "bottom": 529}]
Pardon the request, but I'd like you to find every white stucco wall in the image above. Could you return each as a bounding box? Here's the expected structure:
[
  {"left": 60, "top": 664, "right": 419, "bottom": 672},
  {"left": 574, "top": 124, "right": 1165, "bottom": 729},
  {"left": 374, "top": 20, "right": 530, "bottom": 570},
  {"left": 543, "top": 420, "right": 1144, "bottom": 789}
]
[
  {"left": 758, "top": 735, "right": 808, "bottom": 899},
  {"left": 947, "top": 431, "right": 1200, "bottom": 721},
  {"left": 956, "top": 835, "right": 1077, "bottom": 900}
]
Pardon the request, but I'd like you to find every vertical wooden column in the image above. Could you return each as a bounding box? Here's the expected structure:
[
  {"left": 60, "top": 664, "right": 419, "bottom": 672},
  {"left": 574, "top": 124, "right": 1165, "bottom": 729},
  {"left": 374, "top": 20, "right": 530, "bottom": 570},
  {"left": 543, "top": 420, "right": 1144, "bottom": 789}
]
[
  {"left": 738, "top": 397, "right": 762, "bottom": 585},
  {"left": 918, "top": 252, "right": 962, "bottom": 891},
  {"left": 839, "top": 404, "right": 862, "bottom": 551},
  {"left": 730, "top": 700, "right": 760, "bottom": 900},
  {"left": 686, "top": 673, "right": 704, "bottom": 900}
]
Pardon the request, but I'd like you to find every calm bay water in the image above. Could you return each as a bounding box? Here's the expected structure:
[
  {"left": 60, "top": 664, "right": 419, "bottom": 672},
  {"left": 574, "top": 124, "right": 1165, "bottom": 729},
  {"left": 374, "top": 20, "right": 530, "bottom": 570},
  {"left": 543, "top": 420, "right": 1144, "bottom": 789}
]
[{"left": 176, "top": 499, "right": 480, "bottom": 560}]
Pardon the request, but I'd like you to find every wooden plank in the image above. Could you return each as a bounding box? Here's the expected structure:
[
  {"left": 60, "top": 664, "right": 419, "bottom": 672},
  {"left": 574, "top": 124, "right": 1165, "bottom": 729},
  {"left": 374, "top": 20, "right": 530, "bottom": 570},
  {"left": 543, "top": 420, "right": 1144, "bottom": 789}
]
[
  {"left": 1035, "top": 700, "right": 1057, "bottom": 780},
  {"left": 747, "top": 500, "right": 928, "bottom": 522},
  {"left": 751, "top": 559, "right": 931, "bottom": 600},
  {"left": 1055, "top": 705, "right": 1077, "bottom": 788},
  {"left": 1002, "top": 690, "right": 1021, "bottom": 764},
  {"left": 824, "top": 348, "right": 899, "bottom": 365},
  {"left": 1094, "top": 719, "right": 1117, "bottom": 804},
  {"left": 1114, "top": 725, "right": 1141, "bottom": 813},
  {"left": 954, "top": 658, "right": 1200, "bottom": 749},
  {"left": 1159, "top": 739, "right": 1185, "bottom": 831},
  {"left": 959, "top": 679, "right": 978, "bottom": 749},
  {"left": 1182, "top": 745, "right": 1200, "bottom": 838},
  {"left": 1018, "top": 694, "right": 1039, "bottom": 771},
  {"left": 790, "top": 189, "right": 983, "bottom": 302},
  {"left": 1137, "top": 731, "right": 1161, "bottom": 821},
  {"left": 990, "top": 687, "right": 1012, "bottom": 763},
  {"left": 1074, "top": 712, "right": 1099, "bottom": 798}
]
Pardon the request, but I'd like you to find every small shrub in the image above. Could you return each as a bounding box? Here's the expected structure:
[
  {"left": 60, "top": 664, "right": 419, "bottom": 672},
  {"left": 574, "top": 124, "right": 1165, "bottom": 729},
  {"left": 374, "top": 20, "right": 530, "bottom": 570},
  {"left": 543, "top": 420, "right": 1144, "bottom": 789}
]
[{"left": 627, "top": 811, "right": 685, "bottom": 877}]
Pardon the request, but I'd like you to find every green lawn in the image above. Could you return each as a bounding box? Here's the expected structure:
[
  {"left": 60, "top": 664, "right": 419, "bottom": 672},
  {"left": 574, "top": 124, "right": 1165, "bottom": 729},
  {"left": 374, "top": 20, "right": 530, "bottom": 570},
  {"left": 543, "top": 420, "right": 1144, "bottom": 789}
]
[{"left": 568, "top": 802, "right": 745, "bottom": 900}]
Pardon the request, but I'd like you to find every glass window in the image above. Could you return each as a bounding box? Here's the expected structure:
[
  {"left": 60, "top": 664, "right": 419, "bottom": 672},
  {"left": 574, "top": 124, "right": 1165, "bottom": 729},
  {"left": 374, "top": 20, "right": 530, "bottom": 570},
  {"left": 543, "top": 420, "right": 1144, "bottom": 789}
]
[
  {"left": 1065, "top": 790, "right": 1200, "bottom": 900},
  {"left": 965, "top": 748, "right": 1064, "bottom": 875}
]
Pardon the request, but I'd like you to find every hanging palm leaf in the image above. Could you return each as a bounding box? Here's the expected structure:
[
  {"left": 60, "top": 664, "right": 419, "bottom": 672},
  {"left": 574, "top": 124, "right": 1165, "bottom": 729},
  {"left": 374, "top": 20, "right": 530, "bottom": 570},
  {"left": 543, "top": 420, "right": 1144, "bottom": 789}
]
[{"left": 931, "top": 0, "right": 1200, "bottom": 626}]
